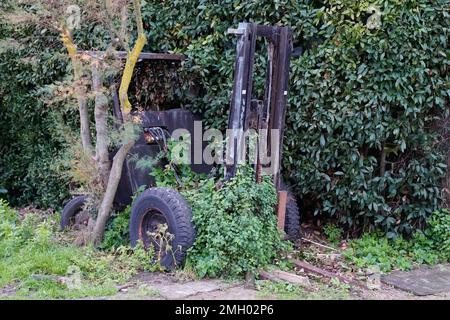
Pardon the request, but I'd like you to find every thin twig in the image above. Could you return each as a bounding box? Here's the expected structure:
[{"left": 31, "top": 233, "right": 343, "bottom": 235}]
[{"left": 301, "top": 237, "right": 338, "bottom": 252}]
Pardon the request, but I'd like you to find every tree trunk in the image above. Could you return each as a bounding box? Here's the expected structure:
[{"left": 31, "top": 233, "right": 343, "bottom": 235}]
[
  {"left": 90, "top": 0, "right": 146, "bottom": 246},
  {"left": 445, "top": 148, "right": 450, "bottom": 207},
  {"left": 91, "top": 139, "right": 135, "bottom": 245},
  {"left": 61, "top": 27, "right": 93, "bottom": 153},
  {"left": 78, "top": 90, "right": 92, "bottom": 153},
  {"left": 91, "top": 59, "right": 111, "bottom": 188}
]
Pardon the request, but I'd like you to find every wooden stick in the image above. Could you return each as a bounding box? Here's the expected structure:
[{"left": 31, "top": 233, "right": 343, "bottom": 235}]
[
  {"left": 291, "top": 259, "right": 366, "bottom": 289},
  {"left": 259, "top": 270, "right": 310, "bottom": 287},
  {"left": 301, "top": 237, "right": 338, "bottom": 251}
]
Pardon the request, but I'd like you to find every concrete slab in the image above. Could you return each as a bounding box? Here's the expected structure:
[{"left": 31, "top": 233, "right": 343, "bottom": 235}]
[
  {"left": 381, "top": 264, "right": 450, "bottom": 296},
  {"left": 187, "top": 285, "right": 263, "bottom": 300},
  {"left": 129, "top": 272, "right": 237, "bottom": 299},
  {"left": 149, "top": 279, "right": 233, "bottom": 300}
]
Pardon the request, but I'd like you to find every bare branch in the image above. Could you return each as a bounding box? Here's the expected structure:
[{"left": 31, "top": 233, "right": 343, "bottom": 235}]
[
  {"left": 91, "top": 57, "right": 111, "bottom": 189},
  {"left": 61, "top": 26, "right": 93, "bottom": 153}
]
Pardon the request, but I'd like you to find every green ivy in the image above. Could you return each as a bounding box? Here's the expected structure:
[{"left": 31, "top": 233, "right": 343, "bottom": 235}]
[
  {"left": 101, "top": 206, "right": 132, "bottom": 250},
  {"left": 182, "top": 167, "right": 291, "bottom": 278}
]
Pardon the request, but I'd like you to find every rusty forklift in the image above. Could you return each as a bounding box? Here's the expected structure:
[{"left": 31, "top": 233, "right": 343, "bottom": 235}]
[{"left": 61, "top": 23, "right": 300, "bottom": 267}]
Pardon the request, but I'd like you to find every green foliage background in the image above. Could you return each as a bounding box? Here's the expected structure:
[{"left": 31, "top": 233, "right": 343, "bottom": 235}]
[
  {"left": 0, "top": 13, "right": 72, "bottom": 208},
  {"left": 0, "top": 1, "right": 108, "bottom": 208},
  {"left": 1, "top": 0, "right": 449, "bottom": 237}
]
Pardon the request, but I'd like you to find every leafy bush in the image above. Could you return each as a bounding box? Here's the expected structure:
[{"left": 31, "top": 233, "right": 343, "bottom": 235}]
[
  {"left": 0, "top": 1, "right": 111, "bottom": 209},
  {"left": 182, "top": 167, "right": 291, "bottom": 278},
  {"left": 424, "top": 209, "right": 450, "bottom": 261},
  {"left": 323, "top": 224, "right": 344, "bottom": 245},
  {"left": 0, "top": 6, "right": 74, "bottom": 209},
  {"left": 101, "top": 206, "right": 132, "bottom": 250},
  {"left": 344, "top": 209, "right": 450, "bottom": 272},
  {"left": 141, "top": 0, "right": 450, "bottom": 236},
  {"left": 256, "top": 279, "right": 350, "bottom": 300}
]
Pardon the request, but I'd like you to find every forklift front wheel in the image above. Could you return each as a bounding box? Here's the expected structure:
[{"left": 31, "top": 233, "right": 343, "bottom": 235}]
[{"left": 129, "top": 187, "right": 196, "bottom": 269}]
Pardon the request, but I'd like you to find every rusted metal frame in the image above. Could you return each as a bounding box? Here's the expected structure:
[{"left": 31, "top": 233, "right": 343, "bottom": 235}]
[
  {"left": 255, "top": 40, "right": 275, "bottom": 184},
  {"left": 255, "top": 25, "right": 277, "bottom": 41},
  {"left": 225, "top": 23, "right": 257, "bottom": 179}
]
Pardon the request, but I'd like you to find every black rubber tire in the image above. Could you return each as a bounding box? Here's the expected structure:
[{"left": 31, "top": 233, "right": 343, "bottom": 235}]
[
  {"left": 129, "top": 187, "right": 195, "bottom": 268},
  {"left": 60, "top": 195, "right": 89, "bottom": 231},
  {"left": 280, "top": 181, "right": 301, "bottom": 239}
]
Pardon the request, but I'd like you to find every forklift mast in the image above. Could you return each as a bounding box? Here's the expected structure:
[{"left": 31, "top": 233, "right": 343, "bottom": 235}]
[{"left": 224, "top": 23, "right": 293, "bottom": 191}]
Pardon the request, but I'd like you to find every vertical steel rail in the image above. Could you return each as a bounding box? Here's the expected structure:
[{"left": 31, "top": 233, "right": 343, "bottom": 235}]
[
  {"left": 225, "top": 23, "right": 257, "bottom": 179},
  {"left": 268, "top": 27, "right": 293, "bottom": 190}
]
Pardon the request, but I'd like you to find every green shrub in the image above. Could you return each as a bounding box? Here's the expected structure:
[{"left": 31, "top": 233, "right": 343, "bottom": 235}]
[
  {"left": 101, "top": 206, "right": 132, "bottom": 250},
  {"left": 424, "top": 209, "right": 450, "bottom": 261},
  {"left": 323, "top": 224, "right": 344, "bottom": 245},
  {"left": 182, "top": 167, "right": 291, "bottom": 278},
  {"left": 344, "top": 209, "right": 450, "bottom": 272}
]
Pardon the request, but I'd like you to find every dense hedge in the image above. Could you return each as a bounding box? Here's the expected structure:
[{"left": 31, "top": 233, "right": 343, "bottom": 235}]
[
  {"left": 141, "top": 0, "right": 449, "bottom": 236},
  {"left": 0, "top": 2, "right": 108, "bottom": 208},
  {"left": 0, "top": 12, "right": 72, "bottom": 208}
]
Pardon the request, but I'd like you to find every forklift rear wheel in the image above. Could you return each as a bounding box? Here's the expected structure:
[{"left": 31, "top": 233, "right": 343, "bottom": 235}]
[
  {"left": 60, "top": 195, "right": 89, "bottom": 231},
  {"left": 285, "top": 192, "right": 301, "bottom": 239},
  {"left": 129, "top": 187, "right": 195, "bottom": 269},
  {"left": 281, "top": 182, "right": 301, "bottom": 239}
]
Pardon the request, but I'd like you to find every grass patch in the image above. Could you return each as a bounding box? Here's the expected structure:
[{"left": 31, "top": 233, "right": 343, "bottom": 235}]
[
  {"left": 255, "top": 279, "right": 350, "bottom": 300},
  {"left": 0, "top": 200, "right": 158, "bottom": 299},
  {"left": 343, "top": 210, "right": 450, "bottom": 273}
]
